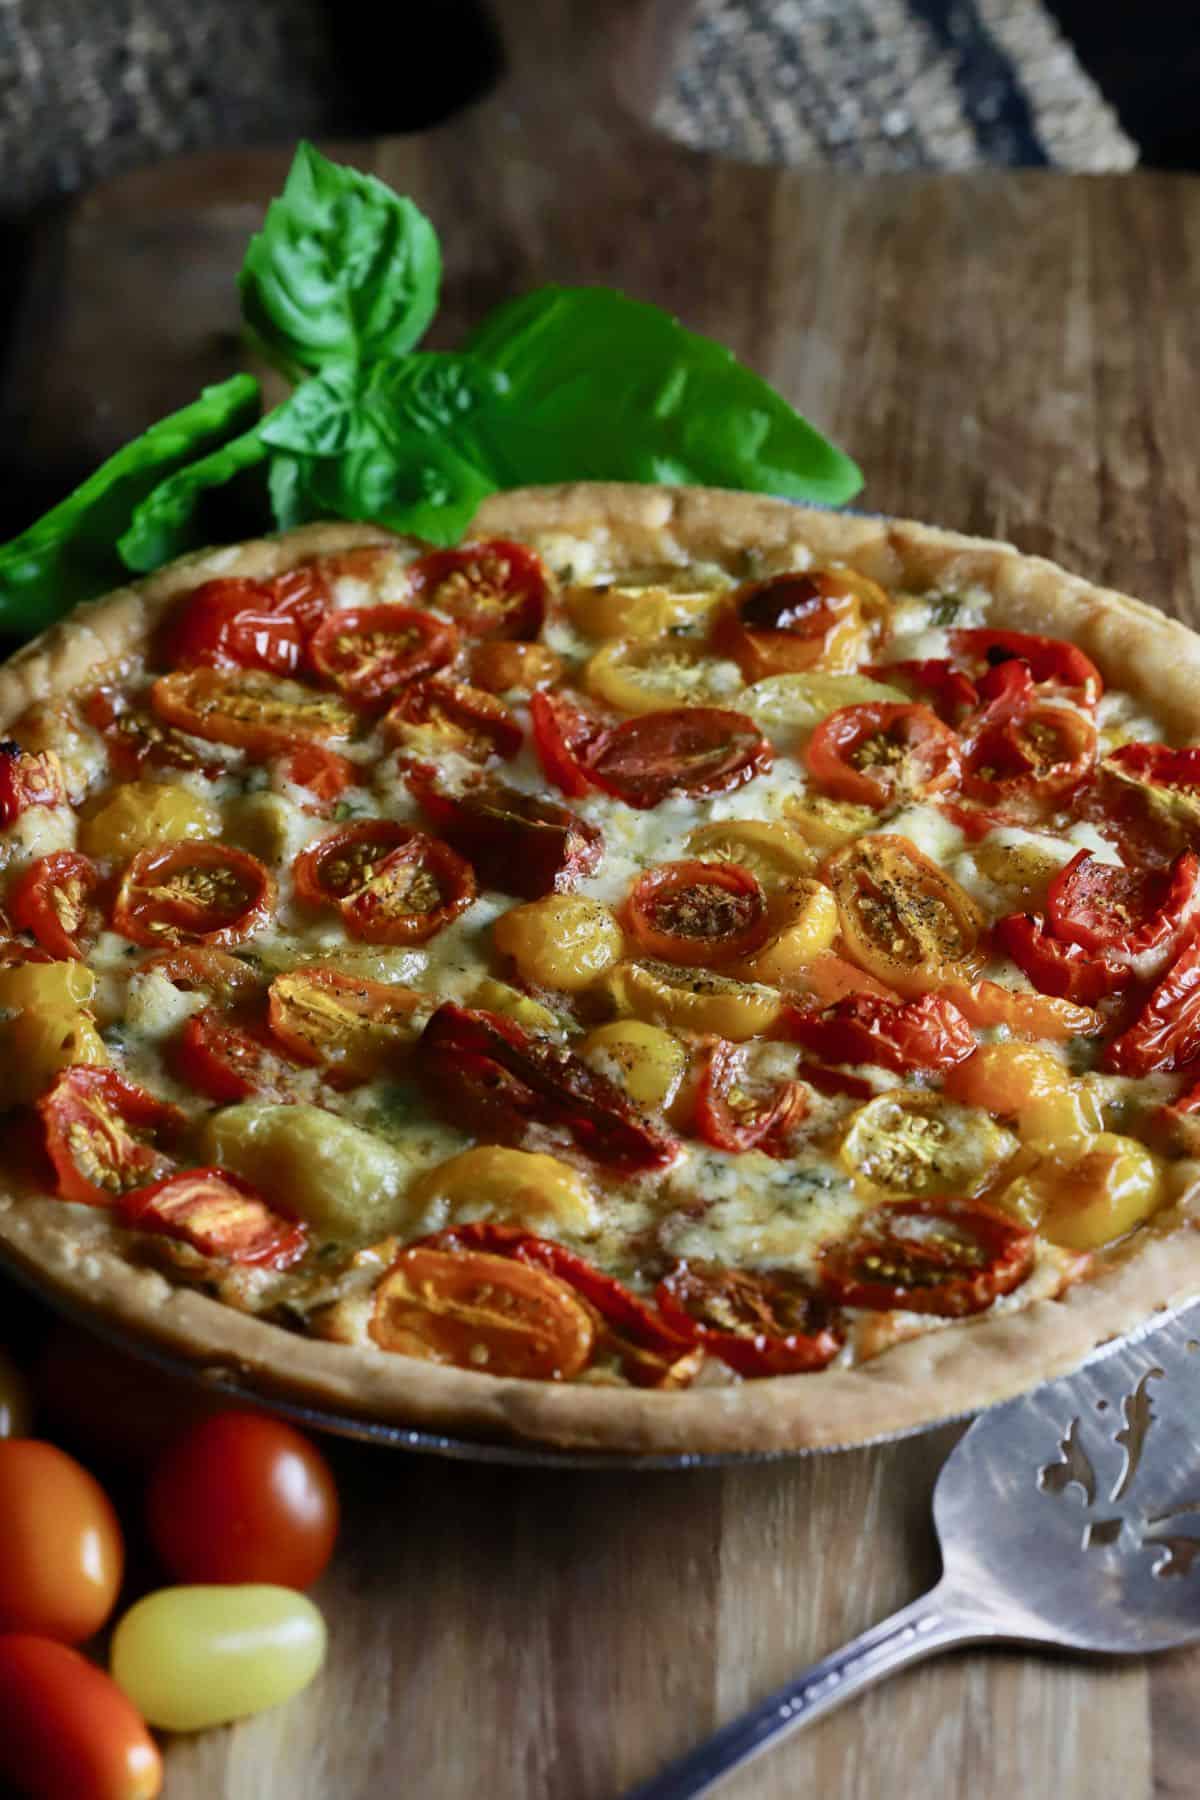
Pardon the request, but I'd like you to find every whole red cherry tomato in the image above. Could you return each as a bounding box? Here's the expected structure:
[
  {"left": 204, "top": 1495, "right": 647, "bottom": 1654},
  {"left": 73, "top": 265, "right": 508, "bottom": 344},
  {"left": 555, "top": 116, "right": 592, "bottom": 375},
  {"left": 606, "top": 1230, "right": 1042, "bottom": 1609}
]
[
  {"left": 145, "top": 1410, "right": 339, "bottom": 1590},
  {"left": 0, "top": 1635, "right": 162, "bottom": 1799},
  {"left": 0, "top": 1441, "right": 124, "bottom": 1641}
]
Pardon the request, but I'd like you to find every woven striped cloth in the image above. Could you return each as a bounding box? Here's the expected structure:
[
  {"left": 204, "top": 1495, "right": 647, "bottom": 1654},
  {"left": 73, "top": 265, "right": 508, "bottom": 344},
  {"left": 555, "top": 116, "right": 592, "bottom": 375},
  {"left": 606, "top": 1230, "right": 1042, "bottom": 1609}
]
[{"left": 0, "top": 0, "right": 1135, "bottom": 217}]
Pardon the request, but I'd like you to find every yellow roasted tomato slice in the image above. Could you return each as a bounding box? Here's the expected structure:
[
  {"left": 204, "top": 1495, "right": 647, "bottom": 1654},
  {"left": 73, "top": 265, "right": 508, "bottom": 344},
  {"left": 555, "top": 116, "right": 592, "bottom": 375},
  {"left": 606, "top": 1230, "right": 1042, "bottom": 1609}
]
[
  {"left": 839, "top": 1091, "right": 1017, "bottom": 1201},
  {"left": 992, "top": 1133, "right": 1165, "bottom": 1249},
  {"left": 152, "top": 667, "right": 358, "bottom": 755},
  {"left": 825, "top": 833, "right": 986, "bottom": 996}
]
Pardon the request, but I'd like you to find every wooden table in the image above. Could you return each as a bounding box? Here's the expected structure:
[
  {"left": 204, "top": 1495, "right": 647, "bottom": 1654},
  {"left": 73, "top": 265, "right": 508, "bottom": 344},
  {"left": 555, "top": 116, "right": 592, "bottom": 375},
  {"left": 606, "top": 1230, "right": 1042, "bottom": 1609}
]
[{"left": 3, "top": 3, "right": 1200, "bottom": 1794}]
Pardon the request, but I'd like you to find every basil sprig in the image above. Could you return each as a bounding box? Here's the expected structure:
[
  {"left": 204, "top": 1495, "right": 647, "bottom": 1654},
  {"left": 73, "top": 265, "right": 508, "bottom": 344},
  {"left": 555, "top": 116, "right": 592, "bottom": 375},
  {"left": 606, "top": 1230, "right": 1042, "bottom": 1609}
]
[{"left": 0, "top": 143, "right": 862, "bottom": 632}]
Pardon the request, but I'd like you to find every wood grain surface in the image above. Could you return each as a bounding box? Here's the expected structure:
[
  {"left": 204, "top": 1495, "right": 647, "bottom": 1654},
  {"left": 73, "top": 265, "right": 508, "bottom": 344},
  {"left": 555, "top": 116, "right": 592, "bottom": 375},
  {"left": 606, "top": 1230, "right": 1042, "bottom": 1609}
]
[{"left": 3, "top": 3, "right": 1200, "bottom": 1795}]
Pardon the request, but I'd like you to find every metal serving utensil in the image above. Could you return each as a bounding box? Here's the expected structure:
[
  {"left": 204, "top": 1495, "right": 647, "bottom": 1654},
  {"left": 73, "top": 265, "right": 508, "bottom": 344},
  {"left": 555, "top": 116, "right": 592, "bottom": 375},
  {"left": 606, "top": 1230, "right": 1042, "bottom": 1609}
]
[{"left": 625, "top": 1298, "right": 1200, "bottom": 1800}]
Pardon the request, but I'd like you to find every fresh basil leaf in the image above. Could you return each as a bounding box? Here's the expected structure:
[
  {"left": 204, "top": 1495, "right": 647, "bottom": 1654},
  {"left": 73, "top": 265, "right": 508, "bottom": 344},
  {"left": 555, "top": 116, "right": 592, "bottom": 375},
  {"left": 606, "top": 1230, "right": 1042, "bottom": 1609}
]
[
  {"left": 239, "top": 141, "right": 441, "bottom": 379},
  {"left": 259, "top": 365, "right": 380, "bottom": 457},
  {"left": 462, "top": 286, "right": 862, "bottom": 505},
  {"left": 0, "top": 375, "right": 260, "bottom": 634},
  {"left": 272, "top": 431, "right": 494, "bottom": 548},
  {"left": 118, "top": 420, "right": 273, "bottom": 571}
]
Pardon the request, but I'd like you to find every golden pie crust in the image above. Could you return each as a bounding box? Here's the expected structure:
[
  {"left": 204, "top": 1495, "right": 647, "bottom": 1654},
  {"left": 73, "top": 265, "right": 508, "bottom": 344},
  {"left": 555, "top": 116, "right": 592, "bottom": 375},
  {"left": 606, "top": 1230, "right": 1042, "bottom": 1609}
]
[{"left": 2, "top": 481, "right": 1200, "bottom": 1454}]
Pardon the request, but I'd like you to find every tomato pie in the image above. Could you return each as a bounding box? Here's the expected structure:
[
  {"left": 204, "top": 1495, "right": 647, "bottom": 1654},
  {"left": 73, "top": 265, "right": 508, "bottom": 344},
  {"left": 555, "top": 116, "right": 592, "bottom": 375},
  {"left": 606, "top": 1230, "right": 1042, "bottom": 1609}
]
[{"left": 2, "top": 482, "right": 1200, "bottom": 1453}]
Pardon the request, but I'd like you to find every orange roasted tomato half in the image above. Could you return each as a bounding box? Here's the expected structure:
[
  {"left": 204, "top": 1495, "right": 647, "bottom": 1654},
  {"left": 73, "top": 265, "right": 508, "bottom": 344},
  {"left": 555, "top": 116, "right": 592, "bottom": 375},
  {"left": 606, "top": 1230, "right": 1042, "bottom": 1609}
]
[
  {"left": 267, "top": 965, "right": 424, "bottom": 1083},
  {"left": 37, "top": 1067, "right": 183, "bottom": 1206},
  {"left": 383, "top": 677, "right": 523, "bottom": 762},
  {"left": 624, "top": 859, "right": 770, "bottom": 966},
  {"left": 308, "top": 604, "right": 458, "bottom": 704},
  {"left": 712, "top": 567, "right": 888, "bottom": 680},
  {"left": 805, "top": 702, "right": 961, "bottom": 809},
  {"left": 817, "top": 1199, "right": 1035, "bottom": 1317},
  {"left": 404, "top": 539, "right": 550, "bottom": 639},
  {"left": 151, "top": 667, "right": 359, "bottom": 755},
  {"left": 292, "top": 821, "right": 476, "bottom": 944},
  {"left": 113, "top": 843, "right": 275, "bottom": 948},
  {"left": 369, "top": 1244, "right": 596, "bottom": 1379}
]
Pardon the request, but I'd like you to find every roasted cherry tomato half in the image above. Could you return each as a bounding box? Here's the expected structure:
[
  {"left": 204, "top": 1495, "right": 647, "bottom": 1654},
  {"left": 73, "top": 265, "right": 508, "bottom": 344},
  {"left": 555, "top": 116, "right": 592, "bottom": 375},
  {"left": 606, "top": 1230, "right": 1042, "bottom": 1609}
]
[
  {"left": 113, "top": 842, "right": 275, "bottom": 948},
  {"left": 713, "top": 568, "right": 884, "bottom": 681},
  {"left": 0, "top": 741, "right": 64, "bottom": 825},
  {"left": 308, "top": 604, "right": 457, "bottom": 704},
  {"left": 694, "top": 1039, "right": 807, "bottom": 1155},
  {"left": 0, "top": 1635, "right": 163, "bottom": 1800},
  {"left": 0, "top": 1440, "right": 124, "bottom": 1641},
  {"left": 267, "top": 965, "right": 424, "bottom": 1083},
  {"left": 419, "top": 1003, "right": 679, "bottom": 1172},
  {"left": 588, "top": 707, "right": 772, "bottom": 809},
  {"left": 805, "top": 701, "right": 961, "bottom": 809},
  {"left": 865, "top": 658, "right": 979, "bottom": 725},
  {"left": 961, "top": 662, "right": 1097, "bottom": 810},
  {"left": 370, "top": 1244, "right": 595, "bottom": 1378},
  {"left": 950, "top": 627, "right": 1102, "bottom": 708},
  {"left": 625, "top": 859, "right": 769, "bottom": 966},
  {"left": 1046, "top": 848, "right": 1200, "bottom": 975},
  {"left": 937, "top": 979, "right": 1103, "bottom": 1042},
  {"left": 825, "top": 833, "right": 986, "bottom": 996},
  {"left": 151, "top": 666, "right": 358, "bottom": 755},
  {"left": 292, "top": 821, "right": 476, "bottom": 944},
  {"left": 468, "top": 639, "right": 563, "bottom": 694},
  {"left": 405, "top": 539, "right": 550, "bottom": 640},
  {"left": 384, "top": 677, "right": 522, "bottom": 761},
  {"left": 37, "top": 1066, "right": 182, "bottom": 1206},
  {"left": 818, "top": 1198, "right": 1035, "bottom": 1317},
  {"left": 145, "top": 1410, "right": 339, "bottom": 1589},
  {"left": 993, "top": 911, "right": 1131, "bottom": 1004},
  {"left": 169, "top": 1008, "right": 307, "bottom": 1103},
  {"left": 528, "top": 690, "right": 604, "bottom": 798},
  {"left": 422, "top": 1223, "right": 700, "bottom": 1388},
  {"left": 656, "top": 1260, "right": 844, "bottom": 1376},
  {"left": 9, "top": 851, "right": 102, "bottom": 961},
  {"left": 406, "top": 769, "right": 603, "bottom": 898},
  {"left": 785, "top": 990, "right": 977, "bottom": 1074},
  {"left": 157, "top": 577, "right": 307, "bottom": 677},
  {"left": 140, "top": 945, "right": 263, "bottom": 1007},
  {"left": 276, "top": 743, "right": 357, "bottom": 808},
  {"left": 1103, "top": 936, "right": 1200, "bottom": 1075},
  {"left": 119, "top": 1166, "right": 308, "bottom": 1268},
  {"left": 84, "top": 686, "right": 223, "bottom": 781}
]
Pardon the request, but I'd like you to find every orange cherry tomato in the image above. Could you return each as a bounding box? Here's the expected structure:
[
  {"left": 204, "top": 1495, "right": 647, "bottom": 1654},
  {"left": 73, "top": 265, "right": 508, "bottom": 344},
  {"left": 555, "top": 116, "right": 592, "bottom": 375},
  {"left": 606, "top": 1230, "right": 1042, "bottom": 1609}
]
[
  {"left": 9, "top": 852, "right": 102, "bottom": 961},
  {"left": 818, "top": 1199, "right": 1035, "bottom": 1316},
  {"left": 370, "top": 1244, "right": 595, "bottom": 1377},
  {"left": 308, "top": 603, "right": 457, "bottom": 703},
  {"left": 712, "top": 568, "right": 881, "bottom": 680},
  {"left": 0, "top": 1441, "right": 123, "bottom": 1641},
  {"left": 267, "top": 964, "right": 424, "bottom": 1083},
  {"left": 625, "top": 859, "right": 769, "bottom": 966},
  {"left": 145, "top": 1410, "right": 338, "bottom": 1589},
  {"left": 0, "top": 1635, "right": 162, "bottom": 1799},
  {"left": 119, "top": 1166, "right": 308, "bottom": 1269},
  {"left": 405, "top": 538, "right": 550, "bottom": 639},
  {"left": 383, "top": 677, "right": 522, "bottom": 761},
  {"left": 113, "top": 842, "right": 275, "bottom": 948},
  {"left": 292, "top": 820, "right": 476, "bottom": 944},
  {"left": 0, "top": 743, "right": 65, "bottom": 825},
  {"left": 84, "top": 686, "right": 223, "bottom": 782},
  {"left": 805, "top": 702, "right": 961, "bottom": 809},
  {"left": 938, "top": 979, "right": 1103, "bottom": 1042},
  {"left": 151, "top": 666, "right": 358, "bottom": 755},
  {"left": 656, "top": 1261, "right": 843, "bottom": 1376},
  {"left": 37, "top": 1067, "right": 182, "bottom": 1206}
]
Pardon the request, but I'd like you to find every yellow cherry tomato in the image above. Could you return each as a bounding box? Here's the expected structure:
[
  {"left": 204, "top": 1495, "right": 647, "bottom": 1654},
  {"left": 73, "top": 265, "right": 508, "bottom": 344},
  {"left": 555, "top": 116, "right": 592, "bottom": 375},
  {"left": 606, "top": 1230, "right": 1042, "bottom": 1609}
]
[
  {"left": 970, "top": 833, "right": 1062, "bottom": 909},
  {"left": 0, "top": 1349, "right": 30, "bottom": 1438},
  {"left": 582, "top": 639, "right": 741, "bottom": 715},
  {"left": 603, "top": 959, "right": 784, "bottom": 1041},
  {"left": 735, "top": 877, "right": 839, "bottom": 985},
  {"left": 995, "top": 1133, "right": 1164, "bottom": 1248},
  {"left": 0, "top": 959, "right": 108, "bottom": 1101},
  {"left": 840, "top": 1091, "right": 1018, "bottom": 1201},
  {"left": 687, "top": 819, "right": 817, "bottom": 890},
  {"left": 825, "top": 833, "right": 986, "bottom": 996},
  {"left": 110, "top": 1584, "right": 326, "bottom": 1731},
  {"left": 409, "top": 1145, "right": 598, "bottom": 1234},
  {"left": 943, "top": 1040, "right": 1105, "bottom": 1140},
  {"left": 580, "top": 1020, "right": 689, "bottom": 1111},
  {"left": 742, "top": 672, "right": 908, "bottom": 743},
  {"left": 565, "top": 570, "right": 726, "bottom": 640},
  {"left": 79, "top": 780, "right": 220, "bottom": 862},
  {"left": 782, "top": 790, "right": 878, "bottom": 850},
  {"left": 493, "top": 895, "right": 623, "bottom": 992},
  {"left": 0, "top": 960, "right": 94, "bottom": 1012},
  {"left": 468, "top": 978, "right": 561, "bottom": 1034}
]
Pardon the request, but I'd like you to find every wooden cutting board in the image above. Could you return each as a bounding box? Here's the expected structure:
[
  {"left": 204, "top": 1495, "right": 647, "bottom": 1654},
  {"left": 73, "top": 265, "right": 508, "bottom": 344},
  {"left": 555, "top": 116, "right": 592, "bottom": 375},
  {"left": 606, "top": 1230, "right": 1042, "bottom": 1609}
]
[{"left": 3, "top": 3, "right": 1200, "bottom": 1795}]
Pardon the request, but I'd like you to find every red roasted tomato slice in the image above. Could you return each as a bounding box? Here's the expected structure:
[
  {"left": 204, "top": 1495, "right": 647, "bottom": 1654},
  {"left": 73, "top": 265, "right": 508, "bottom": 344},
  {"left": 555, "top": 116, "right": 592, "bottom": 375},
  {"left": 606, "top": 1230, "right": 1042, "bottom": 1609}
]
[
  {"left": 419, "top": 1003, "right": 678, "bottom": 1173},
  {"left": 406, "top": 769, "right": 603, "bottom": 899},
  {"left": 528, "top": 691, "right": 603, "bottom": 798},
  {"left": 157, "top": 578, "right": 306, "bottom": 677},
  {"left": 140, "top": 946, "right": 264, "bottom": 1008},
  {"left": 37, "top": 1068, "right": 183, "bottom": 1206},
  {"left": 84, "top": 687, "right": 224, "bottom": 780},
  {"left": 0, "top": 742, "right": 65, "bottom": 824},
  {"left": 818, "top": 1199, "right": 1035, "bottom": 1317},
  {"left": 405, "top": 539, "right": 550, "bottom": 639},
  {"left": 950, "top": 628, "right": 1103, "bottom": 708},
  {"left": 586, "top": 707, "right": 772, "bottom": 809},
  {"left": 275, "top": 744, "right": 357, "bottom": 808},
  {"left": 169, "top": 1008, "right": 307, "bottom": 1104},
  {"left": 9, "top": 853, "right": 102, "bottom": 962},
  {"left": 308, "top": 604, "right": 458, "bottom": 703},
  {"left": 960, "top": 662, "right": 1097, "bottom": 810},
  {"left": 113, "top": 843, "right": 275, "bottom": 948},
  {"left": 1046, "top": 848, "right": 1200, "bottom": 976},
  {"left": 784, "top": 991, "right": 977, "bottom": 1074},
  {"left": 119, "top": 1167, "right": 307, "bottom": 1269},
  {"left": 694, "top": 1040, "right": 807, "bottom": 1156},
  {"left": 866, "top": 659, "right": 980, "bottom": 725},
  {"left": 805, "top": 701, "right": 961, "bottom": 809},
  {"left": 384, "top": 678, "right": 523, "bottom": 762},
  {"left": 292, "top": 821, "right": 476, "bottom": 944},
  {"left": 1103, "top": 936, "right": 1200, "bottom": 1075},
  {"left": 993, "top": 911, "right": 1132, "bottom": 1004},
  {"left": 656, "top": 1261, "right": 844, "bottom": 1377},
  {"left": 151, "top": 667, "right": 358, "bottom": 755},
  {"left": 625, "top": 859, "right": 769, "bottom": 966}
]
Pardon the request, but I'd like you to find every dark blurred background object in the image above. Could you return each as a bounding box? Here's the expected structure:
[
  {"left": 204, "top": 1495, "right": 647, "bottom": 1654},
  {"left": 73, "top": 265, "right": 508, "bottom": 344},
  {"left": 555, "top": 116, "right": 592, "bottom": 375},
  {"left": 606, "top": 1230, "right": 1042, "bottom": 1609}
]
[{"left": 0, "top": 0, "right": 1194, "bottom": 223}]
